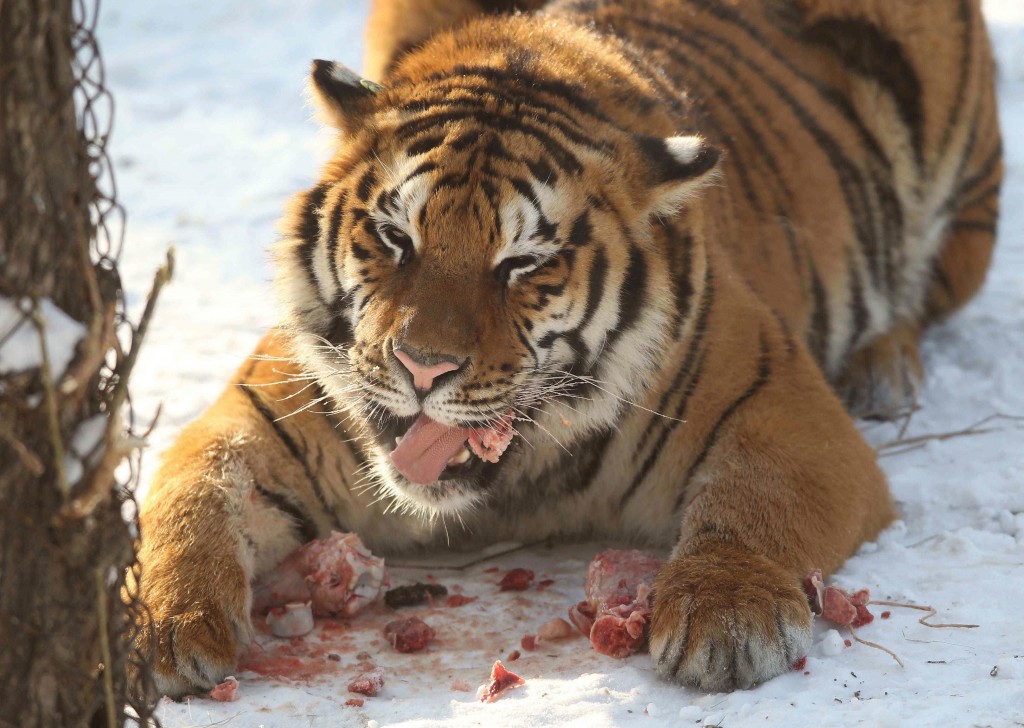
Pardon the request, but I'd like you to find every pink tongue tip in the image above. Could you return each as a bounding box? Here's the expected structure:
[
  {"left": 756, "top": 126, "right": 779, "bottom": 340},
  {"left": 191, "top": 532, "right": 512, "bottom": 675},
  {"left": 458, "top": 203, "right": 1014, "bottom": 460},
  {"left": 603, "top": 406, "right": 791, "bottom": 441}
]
[{"left": 389, "top": 414, "right": 470, "bottom": 484}]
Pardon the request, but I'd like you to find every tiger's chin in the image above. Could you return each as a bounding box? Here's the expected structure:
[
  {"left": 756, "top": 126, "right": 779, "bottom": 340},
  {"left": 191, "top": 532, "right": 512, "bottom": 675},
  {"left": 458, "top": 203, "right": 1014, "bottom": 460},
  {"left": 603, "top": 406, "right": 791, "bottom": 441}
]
[{"left": 384, "top": 468, "right": 489, "bottom": 517}]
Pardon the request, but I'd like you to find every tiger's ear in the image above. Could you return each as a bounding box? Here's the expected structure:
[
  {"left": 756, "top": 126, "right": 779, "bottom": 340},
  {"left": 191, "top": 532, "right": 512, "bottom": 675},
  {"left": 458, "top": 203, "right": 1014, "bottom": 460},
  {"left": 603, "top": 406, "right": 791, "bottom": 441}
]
[
  {"left": 633, "top": 134, "right": 721, "bottom": 216},
  {"left": 309, "top": 59, "right": 385, "bottom": 135}
]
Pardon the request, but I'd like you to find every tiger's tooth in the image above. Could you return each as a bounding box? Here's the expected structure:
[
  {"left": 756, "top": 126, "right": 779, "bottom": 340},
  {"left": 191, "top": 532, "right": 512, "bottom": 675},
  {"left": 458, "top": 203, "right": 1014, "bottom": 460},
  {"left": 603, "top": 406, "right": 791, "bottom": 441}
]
[
  {"left": 395, "top": 435, "right": 403, "bottom": 445},
  {"left": 448, "top": 447, "right": 471, "bottom": 466}
]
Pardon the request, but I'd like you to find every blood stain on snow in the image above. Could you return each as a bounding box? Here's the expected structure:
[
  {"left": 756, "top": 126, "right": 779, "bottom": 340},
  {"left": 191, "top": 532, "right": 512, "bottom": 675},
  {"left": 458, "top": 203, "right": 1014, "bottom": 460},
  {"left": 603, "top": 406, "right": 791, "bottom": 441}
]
[{"left": 445, "top": 594, "right": 478, "bottom": 608}]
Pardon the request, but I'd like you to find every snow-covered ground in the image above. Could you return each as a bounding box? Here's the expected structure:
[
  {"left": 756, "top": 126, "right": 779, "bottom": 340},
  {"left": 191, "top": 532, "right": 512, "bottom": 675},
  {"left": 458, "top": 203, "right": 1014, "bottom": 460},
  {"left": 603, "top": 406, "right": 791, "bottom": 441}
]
[{"left": 98, "top": 1, "right": 1024, "bottom": 726}]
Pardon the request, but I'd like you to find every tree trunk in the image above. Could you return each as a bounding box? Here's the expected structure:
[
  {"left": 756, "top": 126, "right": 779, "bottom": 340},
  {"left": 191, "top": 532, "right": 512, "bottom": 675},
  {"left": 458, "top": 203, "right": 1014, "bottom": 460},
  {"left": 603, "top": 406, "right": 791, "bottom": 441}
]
[{"left": 0, "top": 0, "right": 148, "bottom": 725}]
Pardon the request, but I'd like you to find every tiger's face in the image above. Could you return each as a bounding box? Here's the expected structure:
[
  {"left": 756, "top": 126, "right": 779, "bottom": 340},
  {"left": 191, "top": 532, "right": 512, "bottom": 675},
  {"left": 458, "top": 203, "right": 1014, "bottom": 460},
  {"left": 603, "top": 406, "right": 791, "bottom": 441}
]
[{"left": 276, "top": 55, "right": 718, "bottom": 514}]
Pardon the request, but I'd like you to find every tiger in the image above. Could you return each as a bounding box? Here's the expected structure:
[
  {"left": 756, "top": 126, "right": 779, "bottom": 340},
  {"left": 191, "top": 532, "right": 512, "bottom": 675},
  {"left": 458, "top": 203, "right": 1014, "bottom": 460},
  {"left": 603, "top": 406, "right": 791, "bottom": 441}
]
[{"left": 135, "top": 0, "right": 1002, "bottom": 698}]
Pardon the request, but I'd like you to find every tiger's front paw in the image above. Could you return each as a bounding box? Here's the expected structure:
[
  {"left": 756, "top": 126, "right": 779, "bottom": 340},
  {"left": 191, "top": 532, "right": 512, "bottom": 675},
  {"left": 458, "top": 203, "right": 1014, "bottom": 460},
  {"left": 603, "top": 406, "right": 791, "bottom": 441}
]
[
  {"left": 138, "top": 558, "right": 252, "bottom": 698},
  {"left": 649, "top": 544, "right": 812, "bottom": 692}
]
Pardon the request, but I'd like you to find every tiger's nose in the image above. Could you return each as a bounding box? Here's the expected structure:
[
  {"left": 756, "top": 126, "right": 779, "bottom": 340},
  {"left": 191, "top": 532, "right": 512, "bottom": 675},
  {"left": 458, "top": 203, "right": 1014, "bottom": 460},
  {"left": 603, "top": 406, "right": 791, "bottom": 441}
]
[{"left": 393, "top": 347, "right": 463, "bottom": 393}]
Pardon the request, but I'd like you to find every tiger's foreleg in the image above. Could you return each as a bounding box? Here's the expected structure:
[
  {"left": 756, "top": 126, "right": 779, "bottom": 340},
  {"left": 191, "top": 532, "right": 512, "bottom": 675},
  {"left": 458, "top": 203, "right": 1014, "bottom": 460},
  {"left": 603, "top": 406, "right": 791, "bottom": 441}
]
[
  {"left": 648, "top": 331, "right": 894, "bottom": 691},
  {"left": 136, "top": 336, "right": 349, "bottom": 697},
  {"left": 136, "top": 432, "right": 296, "bottom": 697}
]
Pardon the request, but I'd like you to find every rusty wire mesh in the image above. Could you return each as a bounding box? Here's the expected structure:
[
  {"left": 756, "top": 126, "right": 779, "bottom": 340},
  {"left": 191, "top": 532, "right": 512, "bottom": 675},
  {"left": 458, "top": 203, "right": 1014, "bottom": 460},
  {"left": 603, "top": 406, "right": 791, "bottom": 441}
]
[
  {"left": 71, "top": 0, "right": 162, "bottom": 721},
  {"left": 0, "top": 0, "right": 160, "bottom": 722}
]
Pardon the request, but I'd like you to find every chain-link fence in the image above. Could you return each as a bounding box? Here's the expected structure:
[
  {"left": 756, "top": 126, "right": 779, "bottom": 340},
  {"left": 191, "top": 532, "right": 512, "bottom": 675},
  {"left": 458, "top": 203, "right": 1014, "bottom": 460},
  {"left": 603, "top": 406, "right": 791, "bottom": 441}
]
[{"left": 0, "top": 0, "right": 162, "bottom": 724}]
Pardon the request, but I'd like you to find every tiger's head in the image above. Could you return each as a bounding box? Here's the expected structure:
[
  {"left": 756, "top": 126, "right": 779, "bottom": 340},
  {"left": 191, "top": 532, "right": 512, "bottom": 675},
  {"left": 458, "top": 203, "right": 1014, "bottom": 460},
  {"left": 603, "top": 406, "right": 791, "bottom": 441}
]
[{"left": 275, "top": 18, "right": 719, "bottom": 515}]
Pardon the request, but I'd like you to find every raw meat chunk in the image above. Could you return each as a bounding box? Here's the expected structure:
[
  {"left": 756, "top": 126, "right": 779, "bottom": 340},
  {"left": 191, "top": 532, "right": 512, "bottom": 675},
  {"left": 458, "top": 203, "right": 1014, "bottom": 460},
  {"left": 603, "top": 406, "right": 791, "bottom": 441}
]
[
  {"left": 209, "top": 676, "right": 238, "bottom": 702},
  {"left": 802, "top": 569, "right": 874, "bottom": 628},
  {"left": 265, "top": 601, "right": 314, "bottom": 638},
  {"left": 477, "top": 660, "right": 525, "bottom": 703},
  {"left": 568, "top": 549, "right": 662, "bottom": 658},
  {"left": 253, "top": 531, "right": 388, "bottom": 617},
  {"left": 499, "top": 568, "right": 535, "bottom": 591},
  {"left": 384, "top": 617, "right": 435, "bottom": 653},
  {"left": 467, "top": 415, "right": 515, "bottom": 463},
  {"left": 347, "top": 667, "right": 385, "bottom": 697}
]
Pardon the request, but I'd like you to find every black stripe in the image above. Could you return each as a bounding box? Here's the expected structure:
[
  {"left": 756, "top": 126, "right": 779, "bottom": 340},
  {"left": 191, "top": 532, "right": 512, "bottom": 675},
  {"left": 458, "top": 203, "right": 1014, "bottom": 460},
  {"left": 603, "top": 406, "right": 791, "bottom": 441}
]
[
  {"left": 294, "top": 183, "right": 331, "bottom": 307},
  {"left": 407, "top": 134, "right": 446, "bottom": 156},
  {"left": 956, "top": 143, "right": 1003, "bottom": 201},
  {"left": 356, "top": 167, "right": 376, "bottom": 203},
  {"left": 576, "top": 246, "right": 609, "bottom": 334},
  {"left": 843, "top": 250, "right": 870, "bottom": 360},
  {"left": 807, "top": 264, "right": 830, "bottom": 367},
  {"left": 254, "top": 481, "right": 319, "bottom": 543},
  {"left": 802, "top": 18, "right": 924, "bottom": 167},
  {"left": 567, "top": 210, "right": 592, "bottom": 247},
  {"left": 526, "top": 155, "right": 558, "bottom": 185},
  {"left": 668, "top": 231, "right": 694, "bottom": 340},
  {"left": 240, "top": 386, "right": 344, "bottom": 530},
  {"left": 404, "top": 160, "right": 438, "bottom": 183},
  {"left": 604, "top": 244, "right": 647, "bottom": 352},
  {"left": 325, "top": 191, "right": 347, "bottom": 295},
  {"left": 951, "top": 219, "right": 996, "bottom": 234},
  {"left": 674, "top": 333, "right": 773, "bottom": 512},
  {"left": 936, "top": 0, "right": 974, "bottom": 160}
]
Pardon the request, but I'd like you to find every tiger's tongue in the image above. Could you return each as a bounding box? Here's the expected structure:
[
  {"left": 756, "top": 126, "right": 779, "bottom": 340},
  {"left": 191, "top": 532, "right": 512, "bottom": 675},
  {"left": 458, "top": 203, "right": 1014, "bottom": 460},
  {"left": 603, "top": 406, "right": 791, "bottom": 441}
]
[{"left": 389, "top": 414, "right": 471, "bottom": 484}]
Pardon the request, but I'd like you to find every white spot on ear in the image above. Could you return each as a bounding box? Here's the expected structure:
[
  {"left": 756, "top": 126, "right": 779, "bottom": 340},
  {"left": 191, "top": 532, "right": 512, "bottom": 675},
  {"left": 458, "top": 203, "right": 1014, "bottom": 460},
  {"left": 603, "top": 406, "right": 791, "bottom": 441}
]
[
  {"left": 665, "top": 135, "right": 704, "bottom": 165},
  {"left": 329, "top": 63, "right": 361, "bottom": 86}
]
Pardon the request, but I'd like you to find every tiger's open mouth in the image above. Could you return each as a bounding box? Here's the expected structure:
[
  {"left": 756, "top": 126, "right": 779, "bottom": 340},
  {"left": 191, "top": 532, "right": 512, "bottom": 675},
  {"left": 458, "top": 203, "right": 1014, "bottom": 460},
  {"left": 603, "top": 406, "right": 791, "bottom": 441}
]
[{"left": 389, "top": 412, "right": 516, "bottom": 484}]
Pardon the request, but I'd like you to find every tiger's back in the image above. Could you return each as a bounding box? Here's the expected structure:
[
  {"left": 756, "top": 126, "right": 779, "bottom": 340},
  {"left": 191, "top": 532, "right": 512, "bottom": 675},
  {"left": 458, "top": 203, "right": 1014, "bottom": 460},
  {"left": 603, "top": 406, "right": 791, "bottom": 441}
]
[
  {"left": 135, "top": 0, "right": 1000, "bottom": 699},
  {"left": 552, "top": 0, "right": 1000, "bottom": 387}
]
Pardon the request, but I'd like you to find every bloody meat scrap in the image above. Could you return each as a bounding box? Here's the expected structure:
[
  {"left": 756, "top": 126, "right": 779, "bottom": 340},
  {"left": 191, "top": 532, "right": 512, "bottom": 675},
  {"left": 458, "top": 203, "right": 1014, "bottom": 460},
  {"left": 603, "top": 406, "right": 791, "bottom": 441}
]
[
  {"left": 467, "top": 415, "right": 515, "bottom": 463},
  {"left": 347, "top": 667, "right": 385, "bottom": 697},
  {"left": 384, "top": 582, "right": 448, "bottom": 609},
  {"left": 252, "top": 531, "right": 388, "bottom": 617},
  {"left": 803, "top": 569, "right": 874, "bottom": 628},
  {"left": 477, "top": 660, "right": 525, "bottom": 703},
  {"left": 499, "top": 568, "right": 535, "bottom": 591},
  {"left": 209, "top": 676, "right": 238, "bottom": 702},
  {"left": 384, "top": 617, "right": 436, "bottom": 653},
  {"left": 568, "top": 549, "right": 662, "bottom": 658}
]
